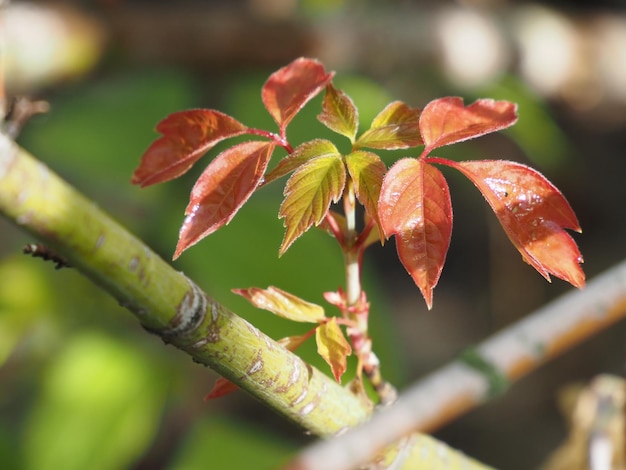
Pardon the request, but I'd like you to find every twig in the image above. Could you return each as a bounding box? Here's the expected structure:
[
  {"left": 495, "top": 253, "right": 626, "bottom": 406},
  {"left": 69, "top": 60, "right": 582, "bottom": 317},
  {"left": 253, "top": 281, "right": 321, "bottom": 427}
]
[
  {"left": 2, "top": 97, "right": 50, "bottom": 138},
  {"left": 287, "top": 259, "right": 626, "bottom": 470},
  {"left": 23, "top": 242, "right": 71, "bottom": 269}
]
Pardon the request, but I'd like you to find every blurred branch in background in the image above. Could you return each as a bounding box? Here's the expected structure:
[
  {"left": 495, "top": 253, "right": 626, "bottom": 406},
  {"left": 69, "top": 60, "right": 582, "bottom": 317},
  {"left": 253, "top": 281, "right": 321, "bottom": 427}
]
[
  {"left": 4, "top": 1, "right": 626, "bottom": 128},
  {"left": 287, "top": 259, "right": 626, "bottom": 470},
  {"left": 540, "top": 374, "right": 625, "bottom": 470}
]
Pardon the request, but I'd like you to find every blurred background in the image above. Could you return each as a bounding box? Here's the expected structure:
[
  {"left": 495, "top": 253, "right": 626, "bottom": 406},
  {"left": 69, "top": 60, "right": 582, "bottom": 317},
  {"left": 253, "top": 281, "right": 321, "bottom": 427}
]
[{"left": 1, "top": 0, "right": 626, "bottom": 468}]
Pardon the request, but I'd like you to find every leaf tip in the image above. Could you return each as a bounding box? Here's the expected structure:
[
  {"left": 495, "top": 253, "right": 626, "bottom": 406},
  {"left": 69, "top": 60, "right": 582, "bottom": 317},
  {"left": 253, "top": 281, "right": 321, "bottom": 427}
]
[
  {"left": 173, "top": 235, "right": 189, "bottom": 260},
  {"left": 205, "top": 378, "right": 239, "bottom": 400},
  {"left": 422, "top": 288, "right": 434, "bottom": 310}
]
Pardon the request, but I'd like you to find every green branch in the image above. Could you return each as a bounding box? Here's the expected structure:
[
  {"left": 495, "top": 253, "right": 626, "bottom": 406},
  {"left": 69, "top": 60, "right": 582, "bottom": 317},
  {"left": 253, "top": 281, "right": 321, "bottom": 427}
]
[
  {"left": 0, "top": 133, "right": 369, "bottom": 435},
  {"left": 0, "top": 133, "right": 492, "bottom": 469}
]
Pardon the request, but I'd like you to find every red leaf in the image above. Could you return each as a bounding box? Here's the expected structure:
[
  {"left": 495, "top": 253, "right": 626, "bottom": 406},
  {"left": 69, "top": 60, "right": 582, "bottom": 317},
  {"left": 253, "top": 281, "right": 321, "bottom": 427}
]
[
  {"left": 316, "top": 318, "right": 352, "bottom": 382},
  {"left": 450, "top": 160, "right": 584, "bottom": 287},
  {"left": 262, "top": 57, "right": 334, "bottom": 134},
  {"left": 132, "top": 110, "right": 248, "bottom": 187},
  {"left": 420, "top": 97, "right": 517, "bottom": 153},
  {"left": 174, "top": 141, "right": 275, "bottom": 258},
  {"left": 205, "top": 377, "right": 239, "bottom": 400},
  {"left": 379, "top": 159, "right": 453, "bottom": 309}
]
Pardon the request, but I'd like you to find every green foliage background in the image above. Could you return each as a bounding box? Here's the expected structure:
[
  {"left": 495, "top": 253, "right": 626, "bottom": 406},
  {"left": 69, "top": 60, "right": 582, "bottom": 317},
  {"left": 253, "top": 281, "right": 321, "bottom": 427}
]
[{"left": 0, "top": 18, "right": 602, "bottom": 467}]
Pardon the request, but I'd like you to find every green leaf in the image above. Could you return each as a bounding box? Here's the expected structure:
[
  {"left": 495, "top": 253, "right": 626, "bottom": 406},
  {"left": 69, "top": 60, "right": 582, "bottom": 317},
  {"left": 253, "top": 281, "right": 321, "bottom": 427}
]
[
  {"left": 317, "top": 83, "right": 359, "bottom": 142},
  {"left": 345, "top": 150, "right": 386, "bottom": 233},
  {"left": 355, "top": 101, "right": 423, "bottom": 150},
  {"left": 316, "top": 318, "right": 352, "bottom": 382},
  {"left": 263, "top": 139, "right": 340, "bottom": 186},
  {"left": 232, "top": 286, "right": 326, "bottom": 322},
  {"left": 279, "top": 155, "right": 346, "bottom": 255}
]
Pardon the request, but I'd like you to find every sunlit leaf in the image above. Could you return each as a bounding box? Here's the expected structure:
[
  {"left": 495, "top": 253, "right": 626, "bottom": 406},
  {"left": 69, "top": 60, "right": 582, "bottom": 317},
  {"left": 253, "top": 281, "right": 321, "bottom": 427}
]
[
  {"left": 355, "top": 101, "right": 422, "bottom": 150},
  {"left": 317, "top": 83, "right": 359, "bottom": 142},
  {"left": 232, "top": 286, "right": 326, "bottom": 322},
  {"left": 262, "top": 57, "right": 334, "bottom": 134},
  {"left": 420, "top": 97, "right": 517, "bottom": 152},
  {"left": 205, "top": 377, "right": 239, "bottom": 400},
  {"left": 263, "top": 139, "right": 340, "bottom": 186},
  {"left": 279, "top": 155, "right": 346, "bottom": 255},
  {"left": 379, "top": 159, "right": 453, "bottom": 309},
  {"left": 448, "top": 159, "right": 584, "bottom": 287},
  {"left": 316, "top": 318, "right": 352, "bottom": 382},
  {"left": 132, "top": 110, "right": 248, "bottom": 187},
  {"left": 345, "top": 150, "right": 386, "bottom": 235},
  {"left": 174, "top": 141, "right": 275, "bottom": 258}
]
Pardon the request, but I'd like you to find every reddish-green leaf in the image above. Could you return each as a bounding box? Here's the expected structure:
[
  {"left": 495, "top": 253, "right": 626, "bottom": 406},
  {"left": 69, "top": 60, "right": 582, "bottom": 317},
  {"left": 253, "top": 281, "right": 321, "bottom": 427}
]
[
  {"left": 232, "top": 286, "right": 326, "bottom": 323},
  {"left": 174, "top": 141, "right": 275, "bottom": 258},
  {"left": 345, "top": 150, "right": 386, "bottom": 233},
  {"left": 317, "top": 210, "right": 347, "bottom": 241},
  {"left": 379, "top": 159, "right": 453, "bottom": 309},
  {"left": 419, "top": 97, "right": 517, "bottom": 153},
  {"left": 262, "top": 57, "right": 334, "bottom": 134},
  {"left": 317, "top": 83, "right": 359, "bottom": 142},
  {"left": 316, "top": 317, "right": 352, "bottom": 382},
  {"left": 449, "top": 160, "right": 584, "bottom": 287},
  {"left": 277, "top": 331, "right": 316, "bottom": 352},
  {"left": 132, "top": 110, "right": 248, "bottom": 187},
  {"left": 355, "top": 101, "right": 423, "bottom": 150},
  {"left": 263, "top": 139, "right": 340, "bottom": 186},
  {"left": 205, "top": 377, "right": 239, "bottom": 400},
  {"left": 279, "top": 155, "right": 346, "bottom": 255}
]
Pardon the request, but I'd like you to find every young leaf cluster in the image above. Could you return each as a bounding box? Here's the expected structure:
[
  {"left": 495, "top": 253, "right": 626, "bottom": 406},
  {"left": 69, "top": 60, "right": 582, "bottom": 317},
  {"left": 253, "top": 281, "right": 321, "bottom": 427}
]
[
  {"left": 133, "top": 57, "right": 584, "bottom": 383},
  {"left": 133, "top": 57, "right": 584, "bottom": 304}
]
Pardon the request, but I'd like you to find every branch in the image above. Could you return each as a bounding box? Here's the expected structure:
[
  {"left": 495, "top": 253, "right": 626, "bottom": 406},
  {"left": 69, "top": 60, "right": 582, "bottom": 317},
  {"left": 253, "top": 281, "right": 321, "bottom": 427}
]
[
  {"left": 287, "top": 258, "right": 626, "bottom": 469},
  {"left": 0, "top": 134, "right": 494, "bottom": 468},
  {"left": 0, "top": 133, "right": 369, "bottom": 435}
]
